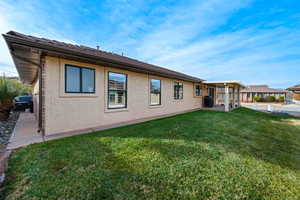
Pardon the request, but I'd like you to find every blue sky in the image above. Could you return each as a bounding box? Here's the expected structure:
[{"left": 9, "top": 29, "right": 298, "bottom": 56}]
[{"left": 0, "top": 0, "right": 299, "bottom": 88}]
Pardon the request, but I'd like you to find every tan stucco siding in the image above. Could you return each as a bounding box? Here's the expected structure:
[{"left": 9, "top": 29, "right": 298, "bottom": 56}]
[
  {"left": 293, "top": 93, "right": 300, "bottom": 100},
  {"left": 44, "top": 57, "right": 202, "bottom": 135},
  {"left": 32, "top": 79, "right": 39, "bottom": 120}
]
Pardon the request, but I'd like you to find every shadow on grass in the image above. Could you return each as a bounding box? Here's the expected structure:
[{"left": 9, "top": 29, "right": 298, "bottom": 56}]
[
  {"left": 2, "top": 107, "right": 299, "bottom": 199},
  {"left": 92, "top": 107, "right": 300, "bottom": 171},
  {"left": 1, "top": 139, "right": 159, "bottom": 199}
]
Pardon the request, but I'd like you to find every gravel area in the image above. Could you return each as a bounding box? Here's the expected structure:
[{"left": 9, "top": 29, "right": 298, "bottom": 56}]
[{"left": 0, "top": 112, "right": 20, "bottom": 153}]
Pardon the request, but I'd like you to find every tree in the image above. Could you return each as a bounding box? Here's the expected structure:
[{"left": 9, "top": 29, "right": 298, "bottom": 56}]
[{"left": 0, "top": 77, "right": 31, "bottom": 120}]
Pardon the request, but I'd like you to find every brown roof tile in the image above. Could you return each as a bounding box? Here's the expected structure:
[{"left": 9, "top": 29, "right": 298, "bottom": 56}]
[
  {"left": 3, "top": 31, "right": 204, "bottom": 83},
  {"left": 241, "top": 85, "right": 287, "bottom": 93},
  {"left": 287, "top": 84, "right": 300, "bottom": 91}
]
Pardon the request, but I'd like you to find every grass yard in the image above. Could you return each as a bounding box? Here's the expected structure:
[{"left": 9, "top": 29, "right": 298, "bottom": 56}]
[{"left": 1, "top": 108, "right": 300, "bottom": 200}]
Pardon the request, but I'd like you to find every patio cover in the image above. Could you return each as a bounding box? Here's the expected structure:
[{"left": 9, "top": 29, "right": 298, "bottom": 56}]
[{"left": 203, "top": 81, "right": 245, "bottom": 112}]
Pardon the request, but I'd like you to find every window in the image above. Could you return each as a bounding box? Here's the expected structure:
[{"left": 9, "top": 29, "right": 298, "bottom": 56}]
[
  {"left": 208, "top": 88, "right": 215, "bottom": 97},
  {"left": 82, "top": 68, "right": 95, "bottom": 93},
  {"left": 65, "top": 65, "right": 95, "bottom": 93},
  {"left": 174, "top": 82, "right": 183, "bottom": 100},
  {"left": 109, "top": 94, "right": 115, "bottom": 103},
  {"left": 117, "top": 95, "right": 123, "bottom": 104},
  {"left": 108, "top": 72, "right": 127, "bottom": 109},
  {"left": 150, "top": 79, "right": 161, "bottom": 105},
  {"left": 66, "top": 66, "right": 80, "bottom": 92},
  {"left": 195, "top": 85, "right": 202, "bottom": 96}
]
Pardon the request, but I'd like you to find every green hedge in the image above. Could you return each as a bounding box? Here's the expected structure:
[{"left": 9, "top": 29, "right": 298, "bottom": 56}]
[
  {"left": 253, "top": 95, "right": 285, "bottom": 102},
  {"left": 264, "top": 96, "right": 276, "bottom": 102},
  {"left": 277, "top": 96, "right": 285, "bottom": 102},
  {"left": 253, "top": 96, "right": 263, "bottom": 102}
]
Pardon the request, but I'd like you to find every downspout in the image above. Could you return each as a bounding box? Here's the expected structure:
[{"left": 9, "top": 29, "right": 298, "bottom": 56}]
[{"left": 38, "top": 56, "right": 46, "bottom": 140}]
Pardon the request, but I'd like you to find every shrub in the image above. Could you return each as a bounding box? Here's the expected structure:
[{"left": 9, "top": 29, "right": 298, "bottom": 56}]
[
  {"left": 264, "top": 96, "right": 276, "bottom": 102},
  {"left": 0, "top": 77, "right": 31, "bottom": 120},
  {"left": 253, "top": 96, "right": 263, "bottom": 102},
  {"left": 277, "top": 96, "right": 285, "bottom": 102}
]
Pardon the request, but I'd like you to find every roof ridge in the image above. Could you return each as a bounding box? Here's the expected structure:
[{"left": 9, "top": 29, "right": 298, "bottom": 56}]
[{"left": 5, "top": 30, "right": 203, "bottom": 82}]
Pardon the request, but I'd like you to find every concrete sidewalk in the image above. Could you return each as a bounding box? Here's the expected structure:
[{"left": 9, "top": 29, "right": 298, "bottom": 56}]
[
  {"left": 242, "top": 103, "right": 300, "bottom": 117},
  {"left": 7, "top": 112, "right": 43, "bottom": 150},
  {"left": 7, "top": 108, "right": 204, "bottom": 149}
]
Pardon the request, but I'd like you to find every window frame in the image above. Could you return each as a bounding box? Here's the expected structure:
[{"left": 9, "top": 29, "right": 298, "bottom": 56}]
[
  {"left": 107, "top": 71, "right": 128, "bottom": 109},
  {"left": 149, "top": 78, "right": 161, "bottom": 106},
  {"left": 65, "top": 64, "right": 95, "bottom": 94},
  {"left": 194, "top": 84, "right": 202, "bottom": 97},
  {"left": 174, "top": 81, "right": 183, "bottom": 100}
]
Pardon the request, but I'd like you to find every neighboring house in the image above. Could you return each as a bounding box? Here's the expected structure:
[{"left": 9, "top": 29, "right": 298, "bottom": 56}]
[
  {"left": 3, "top": 31, "right": 244, "bottom": 137},
  {"left": 240, "top": 85, "right": 287, "bottom": 102},
  {"left": 0, "top": 76, "right": 19, "bottom": 81},
  {"left": 287, "top": 84, "right": 300, "bottom": 101}
]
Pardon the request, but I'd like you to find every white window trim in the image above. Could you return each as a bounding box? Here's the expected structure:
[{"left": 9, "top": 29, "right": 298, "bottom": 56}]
[
  {"left": 174, "top": 81, "right": 184, "bottom": 100},
  {"left": 194, "top": 84, "right": 202, "bottom": 97},
  {"left": 149, "top": 78, "right": 162, "bottom": 106}
]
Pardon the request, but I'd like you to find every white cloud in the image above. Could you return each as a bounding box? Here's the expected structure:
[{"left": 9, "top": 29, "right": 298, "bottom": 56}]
[
  {"left": 135, "top": 0, "right": 253, "bottom": 61},
  {"left": 140, "top": 26, "right": 300, "bottom": 88},
  {"left": 124, "top": 0, "right": 300, "bottom": 88},
  {"left": 0, "top": 0, "right": 298, "bottom": 88},
  {"left": 0, "top": 1, "right": 78, "bottom": 77},
  {"left": 0, "top": 7, "right": 16, "bottom": 76}
]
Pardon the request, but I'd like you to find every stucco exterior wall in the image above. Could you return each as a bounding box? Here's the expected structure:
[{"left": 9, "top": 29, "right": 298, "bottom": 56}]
[
  {"left": 44, "top": 56, "right": 203, "bottom": 135},
  {"left": 32, "top": 79, "right": 39, "bottom": 120},
  {"left": 293, "top": 93, "right": 300, "bottom": 101}
]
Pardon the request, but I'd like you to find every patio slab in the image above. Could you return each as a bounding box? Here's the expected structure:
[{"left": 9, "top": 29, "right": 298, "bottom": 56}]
[
  {"left": 7, "top": 112, "right": 43, "bottom": 150},
  {"left": 242, "top": 103, "right": 300, "bottom": 117},
  {"left": 7, "top": 108, "right": 204, "bottom": 149}
]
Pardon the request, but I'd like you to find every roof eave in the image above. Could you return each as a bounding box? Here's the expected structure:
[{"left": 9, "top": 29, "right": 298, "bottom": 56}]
[
  {"left": 3, "top": 34, "right": 40, "bottom": 84},
  {"left": 203, "top": 81, "right": 245, "bottom": 88},
  {"left": 3, "top": 33, "right": 203, "bottom": 83}
]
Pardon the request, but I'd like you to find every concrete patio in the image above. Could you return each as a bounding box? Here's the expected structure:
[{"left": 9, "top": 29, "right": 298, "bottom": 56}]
[
  {"left": 201, "top": 105, "right": 226, "bottom": 111},
  {"left": 242, "top": 103, "right": 300, "bottom": 117},
  {"left": 8, "top": 103, "right": 298, "bottom": 151},
  {"left": 7, "top": 108, "right": 208, "bottom": 149},
  {"left": 7, "top": 112, "right": 43, "bottom": 150}
]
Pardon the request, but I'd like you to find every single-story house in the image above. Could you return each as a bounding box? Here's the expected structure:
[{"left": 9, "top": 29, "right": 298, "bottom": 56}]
[
  {"left": 240, "top": 85, "right": 288, "bottom": 102},
  {"left": 3, "top": 31, "right": 244, "bottom": 137},
  {"left": 287, "top": 84, "right": 300, "bottom": 100}
]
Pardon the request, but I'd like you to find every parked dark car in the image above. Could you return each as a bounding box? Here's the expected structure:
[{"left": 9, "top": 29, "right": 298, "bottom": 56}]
[{"left": 14, "top": 95, "right": 33, "bottom": 112}]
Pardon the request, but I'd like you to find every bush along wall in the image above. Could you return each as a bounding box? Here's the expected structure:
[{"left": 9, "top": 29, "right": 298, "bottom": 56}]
[
  {"left": 253, "top": 95, "right": 285, "bottom": 103},
  {"left": 277, "top": 96, "right": 285, "bottom": 102},
  {"left": 264, "top": 96, "right": 276, "bottom": 102},
  {"left": 0, "top": 77, "right": 31, "bottom": 120},
  {"left": 253, "top": 96, "right": 264, "bottom": 102}
]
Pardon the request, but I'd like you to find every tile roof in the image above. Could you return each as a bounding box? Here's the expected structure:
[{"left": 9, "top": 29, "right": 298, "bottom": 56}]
[
  {"left": 247, "top": 85, "right": 268, "bottom": 88},
  {"left": 203, "top": 80, "right": 245, "bottom": 88},
  {"left": 287, "top": 84, "right": 300, "bottom": 91},
  {"left": 3, "top": 31, "right": 204, "bottom": 83},
  {"left": 241, "top": 85, "right": 287, "bottom": 93}
]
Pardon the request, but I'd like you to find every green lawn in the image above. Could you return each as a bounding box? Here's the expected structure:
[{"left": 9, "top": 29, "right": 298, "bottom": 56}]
[{"left": 1, "top": 108, "right": 300, "bottom": 200}]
